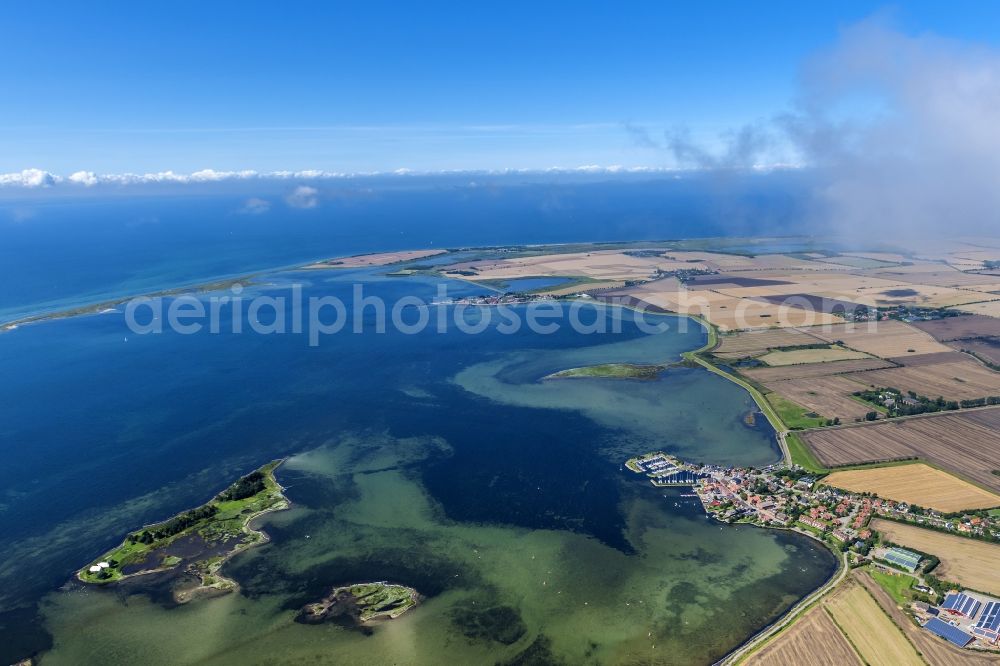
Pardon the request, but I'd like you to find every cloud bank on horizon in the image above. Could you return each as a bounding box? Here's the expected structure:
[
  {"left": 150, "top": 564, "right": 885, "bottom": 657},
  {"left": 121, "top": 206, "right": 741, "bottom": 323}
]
[
  {"left": 4, "top": 17, "right": 1000, "bottom": 240},
  {"left": 0, "top": 165, "right": 696, "bottom": 190}
]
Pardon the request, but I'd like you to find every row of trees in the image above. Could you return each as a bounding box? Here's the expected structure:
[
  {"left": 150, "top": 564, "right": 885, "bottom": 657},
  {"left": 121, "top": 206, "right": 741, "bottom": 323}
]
[
  {"left": 217, "top": 470, "right": 266, "bottom": 502},
  {"left": 127, "top": 504, "right": 219, "bottom": 545}
]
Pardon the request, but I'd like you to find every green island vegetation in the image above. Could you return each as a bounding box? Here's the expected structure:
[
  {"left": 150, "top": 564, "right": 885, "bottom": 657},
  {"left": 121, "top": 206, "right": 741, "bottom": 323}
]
[
  {"left": 77, "top": 460, "right": 288, "bottom": 597},
  {"left": 869, "top": 568, "right": 916, "bottom": 605},
  {"left": 298, "top": 582, "right": 419, "bottom": 624},
  {"left": 545, "top": 363, "right": 664, "bottom": 380}
]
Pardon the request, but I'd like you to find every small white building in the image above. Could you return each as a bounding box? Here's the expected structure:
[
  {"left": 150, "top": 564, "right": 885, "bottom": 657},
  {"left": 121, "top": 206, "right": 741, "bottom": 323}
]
[{"left": 88, "top": 565, "right": 102, "bottom": 573}]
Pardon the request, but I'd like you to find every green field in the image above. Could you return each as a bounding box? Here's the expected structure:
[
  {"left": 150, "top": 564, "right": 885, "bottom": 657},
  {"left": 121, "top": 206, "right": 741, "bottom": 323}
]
[
  {"left": 785, "top": 432, "right": 829, "bottom": 474},
  {"left": 869, "top": 568, "right": 916, "bottom": 605},
  {"left": 765, "top": 393, "right": 827, "bottom": 430},
  {"left": 79, "top": 461, "right": 286, "bottom": 584}
]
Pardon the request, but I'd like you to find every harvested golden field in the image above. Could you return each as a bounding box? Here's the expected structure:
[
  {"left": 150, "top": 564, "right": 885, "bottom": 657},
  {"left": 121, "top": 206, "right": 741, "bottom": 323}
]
[
  {"left": 542, "top": 280, "right": 624, "bottom": 296},
  {"left": 824, "top": 580, "right": 924, "bottom": 666},
  {"left": 715, "top": 327, "right": 825, "bottom": 355},
  {"left": 824, "top": 464, "right": 1000, "bottom": 512},
  {"left": 305, "top": 248, "right": 446, "bottom": 268},
  {"left": 848, "top": 284, "right": 995, "bottom": 308},
  {"left": 803, "top": 408, "right": 1000, "bottom": 493},
  {"left": 664, "top": 251, "right": 821, "bottom": 272},
  {"left": 808, "top": 320, "right": 952, "bottom": 358},
  {"left": 841, "top": 251, "right": 912, "bottom": 263},
  {"left": 764, "top": 376, "right": 873, "bottom": 422},
  {"left": 850, "top": 358, "right": 1000, "bottom": 401},
  {"left": 871, "top": 519, "right": 1000, "bottom": 596},
  {"left": 758, "top": 347, "right": 871, "bottom": 366},
  {"left": 866, "top": 263, "right": 1000, "bottom": 285},
  {"left": 625, "top": 286, "right": 839, "bottom": 331},
  {"left": 704, "top": 298, "right": 839, "bottom": 330},
  {"left": 442, "top": 250, "right": 708, "bottom": 282},
  {"left": 963, "top": 283, "right": 1000, "bottom": 293},
  {"left": 747, "top": 604, "right": 861, "bottom": 666},
  {"left": 740, "top": 358, "right": 894, "bottom": 382},
  {"left": 953, "top": 300, "right": 1000, "bottom": 318}
]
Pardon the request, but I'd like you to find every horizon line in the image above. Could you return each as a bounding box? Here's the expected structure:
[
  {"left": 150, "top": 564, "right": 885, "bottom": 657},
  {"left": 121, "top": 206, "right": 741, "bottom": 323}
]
[{"left": 0, "top": 163, "right": 804, "bottom": 189}]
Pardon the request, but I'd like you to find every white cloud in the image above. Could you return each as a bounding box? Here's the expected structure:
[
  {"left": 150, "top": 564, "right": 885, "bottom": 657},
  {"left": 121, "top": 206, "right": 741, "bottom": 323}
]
[
  {"left": 285, "top": 185, "right": 319, "bottom": 209},
  {"left": 0, "top": 168, "right": 59, "bottom": 188},
  {"left": 238, "top": 197, "right": 272, "bottom": 215},
  {"left": 68, "top": 171, "right": 99, "bottom": 186}
]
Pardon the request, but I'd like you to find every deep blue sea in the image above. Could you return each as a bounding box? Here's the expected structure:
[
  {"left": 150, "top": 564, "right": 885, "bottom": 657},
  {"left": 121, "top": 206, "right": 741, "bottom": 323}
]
[{"left": 0, "top": 172, "right": 815, "bottom": 322}]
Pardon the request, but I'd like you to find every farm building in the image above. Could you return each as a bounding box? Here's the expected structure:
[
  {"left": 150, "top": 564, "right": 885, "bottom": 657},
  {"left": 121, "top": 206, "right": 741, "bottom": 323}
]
[
  {"left": 881, "top": 547, "right": 922, "bottom": 572},
  {"left": 973, "top": 601, "right": 1000, "bottom": 642},
  {"left": 942, "top": 591, "right": 982, "bottom": 619},
  {"left": 923, "top": 617, "right": 974, "bottom": 648}
]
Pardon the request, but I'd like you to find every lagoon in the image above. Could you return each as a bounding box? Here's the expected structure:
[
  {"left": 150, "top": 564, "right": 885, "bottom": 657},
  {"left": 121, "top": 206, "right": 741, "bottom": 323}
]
[{"left": 0, "top": 265, "right": 836, "bottom": 664}]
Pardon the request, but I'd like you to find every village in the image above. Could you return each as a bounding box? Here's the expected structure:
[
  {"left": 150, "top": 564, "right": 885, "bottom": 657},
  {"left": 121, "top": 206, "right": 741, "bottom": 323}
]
[{"left": 627, "top": 451, "right": 1000, "bottom": 652}]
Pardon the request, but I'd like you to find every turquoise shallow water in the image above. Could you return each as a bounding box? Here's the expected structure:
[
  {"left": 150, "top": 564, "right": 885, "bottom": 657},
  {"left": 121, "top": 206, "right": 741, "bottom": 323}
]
[{"left": 0, "top": 266, "right": 836, "bottom": 664}]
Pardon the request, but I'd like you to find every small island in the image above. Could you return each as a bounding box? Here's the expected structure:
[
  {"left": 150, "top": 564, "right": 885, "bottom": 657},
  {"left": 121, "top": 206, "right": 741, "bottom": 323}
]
[
  {"left": 544, "top": 363, "right": 664, "bottom": 380},
  {"left": 298, "top": 582, "right": 420, "bottom": 625},
  {"left": 78, "top": 460, "right": 289, "bottom": 602}
]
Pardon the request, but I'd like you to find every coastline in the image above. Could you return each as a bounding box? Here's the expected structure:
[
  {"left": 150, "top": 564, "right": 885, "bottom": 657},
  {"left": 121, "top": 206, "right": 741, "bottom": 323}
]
[
  {"left": 0, "top": 244, "right": 456, "bottom": 330},
  {"left": 609, "top": 307, "right": 849, "bottom": 665},
  {"left": 13, "top": 246, "right": 840, "bottom": 664},
  {"left": 718, "top": 549, "right": 849, "bottom": 666}
]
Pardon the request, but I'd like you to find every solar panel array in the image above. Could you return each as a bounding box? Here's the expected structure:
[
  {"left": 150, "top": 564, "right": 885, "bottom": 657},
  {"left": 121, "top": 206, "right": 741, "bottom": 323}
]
[
  {"left": 924, "top": 617, "right": 974, "bottom": 648},
  {"left": 883, "top": 547, "right": 921, "bottom": 571},
  {"left": 975, "top": 601, "right": 1000, "bottom": 633},
  {"left": 943, "top": 592, "right": 982, "bottom": 618}
]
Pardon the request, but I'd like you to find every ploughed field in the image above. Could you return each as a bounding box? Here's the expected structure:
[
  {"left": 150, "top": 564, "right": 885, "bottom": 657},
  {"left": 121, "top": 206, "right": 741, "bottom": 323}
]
[
  {"left": 803, "top": 408, "right": 1000, "bottom": 492},
  {"left": 951, "top": 338, "right": 1000, "bottom": 366},
  {"left": 740, "top": 357, "right": 894, "bottom": 382},
  {"left": 870, "top": 519, "right": 1000, "bottom": 596},
  {"left": 763, "top": 376, "right": 875, "bottom": 423},
  {"left": 714, "top": 328, "right": 826, "bottom": 356},
  {"left": 823, "top": 463, "right": 1000, "bottom": 512},
  {"left": 808, "top": 320, "right": 952, "bottom": 359},
  {"left": 849, "top": 357, "right": 1000, "bottom": 401},
  {"left": 747, "top": 603, "right": 861, "bottom": 666},
  {"left": 910, "top": 315, "right": 1000, "bottom": 365},
  {"left": 910, "top": 314, "right": 1000, "bottom": 342}
]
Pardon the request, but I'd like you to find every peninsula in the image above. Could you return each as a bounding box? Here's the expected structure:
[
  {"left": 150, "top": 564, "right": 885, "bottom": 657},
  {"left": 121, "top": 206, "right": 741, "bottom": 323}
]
[{"left": 78, "top": 461, "right": 289, "bottom": 602}]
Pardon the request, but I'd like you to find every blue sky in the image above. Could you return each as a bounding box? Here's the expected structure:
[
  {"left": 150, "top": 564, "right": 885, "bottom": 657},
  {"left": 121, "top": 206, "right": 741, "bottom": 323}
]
[{"left": 3, "top": 1, "right": 1000, "bottom": 175}]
